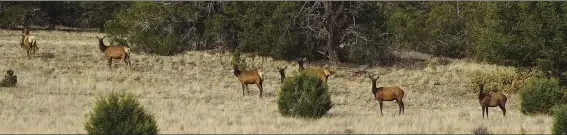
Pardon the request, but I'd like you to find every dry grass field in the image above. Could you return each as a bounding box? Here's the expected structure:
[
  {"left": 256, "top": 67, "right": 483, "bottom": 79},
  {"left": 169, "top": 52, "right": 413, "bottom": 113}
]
[{"left": 0, "top": 30, "right": 552, "bottom": 134}]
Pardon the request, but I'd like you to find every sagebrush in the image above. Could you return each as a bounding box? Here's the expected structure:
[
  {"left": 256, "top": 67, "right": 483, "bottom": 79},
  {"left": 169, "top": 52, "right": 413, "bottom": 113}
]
[
  {"left": 84, "top": 92, "right": 159, "bottom": 135},
  {"left": 277, "top": 72, "right": 333, "bottom": 118}
]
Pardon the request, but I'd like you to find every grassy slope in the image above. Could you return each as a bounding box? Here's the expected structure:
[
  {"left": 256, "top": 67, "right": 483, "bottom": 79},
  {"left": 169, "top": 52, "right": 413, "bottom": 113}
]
[{"left": 0, "top": 30, "right": 551, "bottom": 134}]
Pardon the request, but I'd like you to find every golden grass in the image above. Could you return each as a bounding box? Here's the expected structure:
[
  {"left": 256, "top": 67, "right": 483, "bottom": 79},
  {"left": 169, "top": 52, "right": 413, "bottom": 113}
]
[{"left": 0, "top": 30, "right": 552, "bottom": 134}]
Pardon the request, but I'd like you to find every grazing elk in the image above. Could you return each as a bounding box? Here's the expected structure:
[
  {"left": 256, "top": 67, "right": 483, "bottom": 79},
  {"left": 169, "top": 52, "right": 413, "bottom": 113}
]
[
  {"left": 368, "top": 75, "right": 405, "bottom": 115},
  {"left": 478, "top": 82, "right": 507, "bottom": 118},
  {"left": 19, "top": 28, "right": 38, "bottom": 58},
  {"left": 96, "top": 36, "right": 131, "bottom": 69},
  {"left": 233, "top": 65, "right": 264, "bottom": 98},
  {"left": 277, "top": 66, "right": 287, "bottom": 83},
  {"left": 296, "top": 58, "right": 331, "bottom": 83}
]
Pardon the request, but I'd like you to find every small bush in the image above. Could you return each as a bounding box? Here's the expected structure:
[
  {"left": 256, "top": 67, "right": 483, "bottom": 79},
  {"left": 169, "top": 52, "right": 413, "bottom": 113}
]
[
  {"left": 520, "top": 77, "right": 566, "bottom": 114},
  {"left": 85, "top": 92, "right": 158, "bottom": 135},
  {"left": 277, "top": 72, "right": 333, "bottom": 118},
  {"left": 472, "top": 125, "right": 490, "bottom": 135},
  {"left": 552, "top": 104, "right": 567, "bottom": 135},
  {"left": 0, "top": 70, "right": 17, "bottom": 87}
]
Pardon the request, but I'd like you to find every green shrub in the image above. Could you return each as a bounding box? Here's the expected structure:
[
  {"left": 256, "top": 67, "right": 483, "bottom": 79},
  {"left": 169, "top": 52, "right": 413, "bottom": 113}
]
[
  {"left": 552, "top": 104, "right": 567, "bottom": 135},
  {"left": 520, "top": 77, "right": 566, "bottom": 114},
  {"left": 85, "top": 92, "right": 158, "bottom": 135},
  {"left": 0, "top": 70, "right": 17, "bottom": 87},
  {"left": 472, "top": 125, "right": 490, "bottom": 135},
  {"left": 277, "top": 72, "right": 333, "bottom": 118}
]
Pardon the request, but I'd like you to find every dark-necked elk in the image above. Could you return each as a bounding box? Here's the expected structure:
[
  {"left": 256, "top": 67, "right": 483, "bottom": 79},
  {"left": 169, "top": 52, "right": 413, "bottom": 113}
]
[
  {"left": 369, "top": 75, "right": 405, "bottom": 115},
  {"left": 478, "top": 82, "right": 507, "bottom": 118},
  {"left": 297, "top": 58, "right": 331, "bottom": 83},
  {"left": 277, "top": 66, "right": 287, "bottom": 83},
  {"left": 19, "top": 28, "right": 38, "bottom": 58},
  {"left": 233, "top": 65, "right": 264, "bottom": 98},
  {"left": 96, "top": 36, "right": 131, "bottom": 69}
]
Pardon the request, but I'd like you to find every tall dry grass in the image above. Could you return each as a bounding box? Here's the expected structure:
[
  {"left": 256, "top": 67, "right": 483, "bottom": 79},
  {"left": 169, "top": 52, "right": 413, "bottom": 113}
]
[{"left": 0, "top": 30, "right": 551, "bottom": 134}]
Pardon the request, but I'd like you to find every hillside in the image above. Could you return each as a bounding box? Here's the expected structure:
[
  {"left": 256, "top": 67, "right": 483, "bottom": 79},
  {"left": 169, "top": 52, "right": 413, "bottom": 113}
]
[{"left": 0, "top": 30, "right": 551, "bottom": 134}]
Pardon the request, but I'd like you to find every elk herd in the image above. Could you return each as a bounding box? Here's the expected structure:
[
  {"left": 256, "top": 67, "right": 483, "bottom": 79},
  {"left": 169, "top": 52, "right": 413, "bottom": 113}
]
[{"left": 11, "top": 28, "right": 507, "bottom": 118}]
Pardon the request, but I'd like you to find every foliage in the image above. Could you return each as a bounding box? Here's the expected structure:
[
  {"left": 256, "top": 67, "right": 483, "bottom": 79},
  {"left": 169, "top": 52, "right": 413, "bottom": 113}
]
[
  {"left": 4, "top": 1, "right": 567, "bottom": 73},
  {"left": 468, "top": 67, "right": 537, "bottom": 94},
  {"left": 552, "top": 104, "right": 567, "bottom": 135},
  {"left": 84, "top": 92, "right": 158, "bottom": 135},
  {"left": 520, "top": 77, "right": 566, "bottom": 114},
  {"left": 105, "top": 2, "right": 206, "bottom": 55},
  {"left": 472, "top": 125, "right": 490, "bottom": 135},
  {"left": 0, "top": 70, "right": 17, "bottom": 87},
  {"left": 277, "top": 72, "right": 333, "bottom": 118}
]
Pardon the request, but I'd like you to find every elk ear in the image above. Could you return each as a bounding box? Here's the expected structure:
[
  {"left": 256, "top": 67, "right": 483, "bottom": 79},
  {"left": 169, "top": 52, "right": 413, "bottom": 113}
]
[{"left": 302, "top": 57, "right": 307, "bottom": 61}]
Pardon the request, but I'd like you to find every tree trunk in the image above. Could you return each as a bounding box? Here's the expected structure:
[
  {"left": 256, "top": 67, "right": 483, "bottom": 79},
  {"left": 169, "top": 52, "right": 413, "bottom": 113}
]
[
  {"left": 99, "top": 23, "right": 105, "bottom": 33},
  {"left": 324, "top": 1, "right": 341, "bottom": 63}
]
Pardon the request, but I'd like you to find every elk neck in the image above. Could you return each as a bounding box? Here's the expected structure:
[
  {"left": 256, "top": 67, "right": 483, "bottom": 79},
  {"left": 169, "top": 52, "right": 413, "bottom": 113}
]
[
  {"left": 478, "top": 84, "right": 485, "bottom": 100},
  {"left": 98, "top": 40, "right": 107, "bottom": 53},
  {"left": 371, "top": 79, "right": 378, "bottom": 96},
  {"left": 279, "top": 71, "right": 286, "bottom": 83},
  {"left": 233, "top": 66, "right": 241, "bottom": 77}
]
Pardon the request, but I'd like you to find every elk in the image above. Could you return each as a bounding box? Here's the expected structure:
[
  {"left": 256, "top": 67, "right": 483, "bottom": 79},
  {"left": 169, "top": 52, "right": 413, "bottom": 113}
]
[
  {"left": 233, "top": 65, "right": 264, "bottom": 98},
  {"left": 277, "top": 66, "right": 287, "bottom": 83},
  {"left": 19, "top": 28, "right": 38, "bottom": 58},
  {"left": 368, "top": 75, "right": 405, "bottom": 115},
  {"left": 96, "top": 36, "right": 131, "bottom": 68},
  {"left": 478, "top": 82, "right": 507, "bottom": 118},
  {"left": 296, "top": 57, "right": 331, "bottom": 83}
]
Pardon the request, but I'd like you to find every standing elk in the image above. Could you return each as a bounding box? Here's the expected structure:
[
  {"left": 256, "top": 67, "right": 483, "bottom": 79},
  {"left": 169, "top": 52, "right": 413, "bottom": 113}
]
[
  {"left": 96, "top": 36, "right": 131, "bottom": 69},
  {"left": 19, "top": 28, "right": 38, "bottom": 58},
  {"left": 233, "top": 65, "right": 264, "bottom": 98},
  {"left": 296, "top": 58, "right": 331, "bottom": 83},
  {"left": 478, "top": 82, "right": 507, "bottom": 118},
  {"left": 277, "top": 66, "right": 287, "bottom": 83},
  {"left": 368, "top": 75, "right": 405, "bottom": 115}
]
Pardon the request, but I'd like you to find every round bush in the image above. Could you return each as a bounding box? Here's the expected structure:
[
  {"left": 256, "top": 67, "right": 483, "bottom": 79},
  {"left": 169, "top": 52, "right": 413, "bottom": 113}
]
[
  {"left": 520, "top": 77, "right": 566, "bottom": 114},
  {"left": 277, "top": 72, "right": 333, "bottom": 118},
  {"left": 553, "top": 104, "right": 567, "bottom": 135},
  {"left": 85, "top": 92, "right": 158, "bottom": 135}
]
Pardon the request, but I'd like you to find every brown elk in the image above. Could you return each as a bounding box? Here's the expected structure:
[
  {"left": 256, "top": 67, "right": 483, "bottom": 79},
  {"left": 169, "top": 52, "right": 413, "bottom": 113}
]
[
  {"left": 368, "top": 75, "right": 405, "bottom": 115},
  {"left": 19, "top": 28, "right": 38, "bottom": 58},
  {"left": 233, "top": 65, "right": 264, "bottom": 98},
  {"left": 96, "top": 36, "right": 131, "bottom": 69},
  {"left": 277, "top": 66, "right": 287, "bottom": 83},
  {"left": 297, "top": 58, "right": 331, "bottom": 83},
  {"left": 478, "top": 82, "right": 507, "bottom": 118}
]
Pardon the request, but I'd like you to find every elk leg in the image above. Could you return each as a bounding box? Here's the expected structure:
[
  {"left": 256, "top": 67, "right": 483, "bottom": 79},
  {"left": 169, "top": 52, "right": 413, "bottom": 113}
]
[
  {"left": 397, "top": 100, "right": 404, "bottom": 114},
  {"left": 482, "top": 107, "right": 485, "bottom": 118},
  {"left": 379, "top": 101, "right": 384, "bottom": 116},
  {"left": 245, "top": 85, "right": 250, "bottom": 94},
  {"left": 241, "top": 84, "right": 246, "bottom": 96},
  {"left": 485, "top": 107, "right": 489, "bottom": 118},
  {"left": 122, "top": 56, "right": 128, "bottom": 68},
  {"left": 257, "top": 82, "right": 263, "bottom": 98},
  {"left": 499, "top": 105, "right": 506, "bottom": 117},
  {"left": 108, "top": 58, "right": 113, "bottom": 69},
  {"left": 127, "top": 57, "right": 132, "bottom": 68}
]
